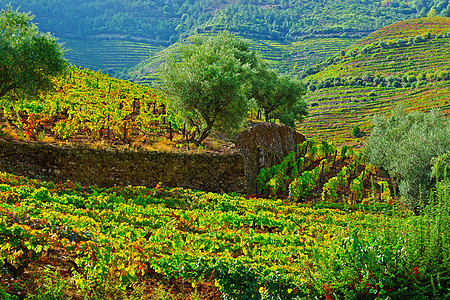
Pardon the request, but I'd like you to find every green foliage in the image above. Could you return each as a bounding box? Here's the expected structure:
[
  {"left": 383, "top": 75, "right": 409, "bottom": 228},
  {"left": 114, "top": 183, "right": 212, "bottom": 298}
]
[
  {"left": 8, "top": 0, "right": 445, "bottom": 46},
  {"left": 160, "top": 32, "right": 255, "bottom": 145},
  {"left": 6, "top": 0, "right": 446, "bottom": 79},
  {"left": 301, "top": 17, "right": 450, "bottom": 144},
  {"left": 250, "top": 67, "right": 307, "bottom": 126},
  {"left": 0, "top": 5, "right": 67, "bottom": 102},
  {"left": 0, "top": 285, "right": 18, "bottom": 300},
  {"left": 431, "top": 152, "right": 450, "bottom": 182},
  {"left": 271, "top": 75, "right": 307, "bottom": 127},
  {"left": 1, "top": 156, "right": 450, "bottom": 299},
  {"left": 352, "top": 125, "right": 361, "bottom": 138},
  {"left": 437, "top": 70, "right": 449, "bottom": 80},
  {"left": 363, "top": 106, "right": 450, "bottom": 209}
]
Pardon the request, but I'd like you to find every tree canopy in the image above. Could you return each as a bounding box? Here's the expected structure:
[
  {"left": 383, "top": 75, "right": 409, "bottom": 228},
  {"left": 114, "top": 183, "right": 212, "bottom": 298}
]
[
  {"left": 6, "top": 0, "right": 450, "bottom": 44},
  {"left": 363, "top": 106, "right": 450, "bottom": 209},
  {"left": 160, "top": 32, "right": 307, "bottom": 145},
  {"left": 159, "top": 32, "right": 256, "bottom": 146},
  {"left": 0, "top": 5, "right": 67, "bottom": 102},
  {"left": 249, "top": 66, "right": 307, "bottom": 125}
]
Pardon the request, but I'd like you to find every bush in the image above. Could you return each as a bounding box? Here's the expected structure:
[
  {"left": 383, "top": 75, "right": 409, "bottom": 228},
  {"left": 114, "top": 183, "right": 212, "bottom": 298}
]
[
  {"left": 407, "top": 75, "right": 417, "bottom": 83},
  {"left": 413, "top": 35, "right": 425, "bottom": 43},
  {"left": 417, "top": 80, "right": 427, "bottom": 86},
  {"left": 363, "top": 106, "right": 450, "bottom": 209},
  {"left": 417, "top": 73, "right": 425, "bottom": 81},
  {"left": 315, "top": 189, "right": 450, "bottom": 299},
  {"left": 426, "top": 72, "right": 435, "bottom": 81},
  {"left": 438, "top": 70, "right": 449, "bottom": 80},
  {"left": 352, "top": 125, "right": 362, "bottom": 137},
  {"left": 392, "top": 80, "right": 402, "bottom": 88}
]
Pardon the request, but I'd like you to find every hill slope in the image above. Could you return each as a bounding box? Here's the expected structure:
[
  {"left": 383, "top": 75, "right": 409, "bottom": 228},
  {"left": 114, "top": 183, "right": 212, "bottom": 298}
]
[
  {"left": 3, "top": 0, "right": 450, "bottom": 78},
  {"left": 128, "top": 35, "right": 359, "bottom": 85},
  {"left": 299, "top": 17, "right": 450, "bottom": 144}
]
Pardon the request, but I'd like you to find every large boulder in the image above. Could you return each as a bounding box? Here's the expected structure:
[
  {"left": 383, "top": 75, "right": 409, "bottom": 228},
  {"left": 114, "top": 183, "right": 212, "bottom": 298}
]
[{"left": 235, "top": 122, "right": 306, "bottom": 190}]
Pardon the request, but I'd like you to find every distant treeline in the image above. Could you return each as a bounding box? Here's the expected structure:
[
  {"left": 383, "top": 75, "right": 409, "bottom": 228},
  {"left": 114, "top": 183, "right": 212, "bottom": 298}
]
[{"left": 4, "top": 0, "right": 450, "bottom": 43}]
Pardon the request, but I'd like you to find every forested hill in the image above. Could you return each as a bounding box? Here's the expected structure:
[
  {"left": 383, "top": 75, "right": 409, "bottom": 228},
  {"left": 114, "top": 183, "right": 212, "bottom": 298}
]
[
  {"left": 5, "top": 0, "right": 450, "bottom": 42},
  {"left": 3, "top": 0, "right": 450, "bottom": 78}
]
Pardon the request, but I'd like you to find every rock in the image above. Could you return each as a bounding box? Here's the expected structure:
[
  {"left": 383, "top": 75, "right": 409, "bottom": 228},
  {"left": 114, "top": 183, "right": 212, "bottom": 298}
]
[{"left": 235, "top": 122, "right": 306, "bottom": 189}]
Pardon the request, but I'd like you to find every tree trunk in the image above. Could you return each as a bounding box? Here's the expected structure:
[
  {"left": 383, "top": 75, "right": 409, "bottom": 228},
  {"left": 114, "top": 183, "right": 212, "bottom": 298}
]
[{"left": 194, "top": 123, "right": 213, "bottom": 146}]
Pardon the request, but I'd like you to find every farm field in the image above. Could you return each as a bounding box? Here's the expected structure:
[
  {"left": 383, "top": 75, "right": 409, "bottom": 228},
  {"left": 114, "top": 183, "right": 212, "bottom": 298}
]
[
  {"left": 300, "top": 82, "right": 450, "bottom": 143},
  {"left": 1, "top": 138, "right": 449, "bottom": 299},
  {"left": 300, "top": 17, "right": 450, "bottom": 145}
]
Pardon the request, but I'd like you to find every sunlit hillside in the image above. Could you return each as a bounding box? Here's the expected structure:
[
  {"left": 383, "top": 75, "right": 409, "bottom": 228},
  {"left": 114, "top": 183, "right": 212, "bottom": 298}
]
[{"left": 299, "top": 17, "right": 450, "bottom": 145}]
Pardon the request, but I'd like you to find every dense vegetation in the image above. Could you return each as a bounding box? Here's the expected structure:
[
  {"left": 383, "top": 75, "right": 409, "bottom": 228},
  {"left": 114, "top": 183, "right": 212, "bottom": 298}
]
[
  {"left": 159, "top": 32, "right": 307, "bottom": 145},
  {"left": 0, "top": 66, "right": 181, "bottom": 149},
  {"left": 5, "top": 0, "right": 449, "bottom": 43},
  {"left": 364, "top": 106, "right": 450, "bottom": 209},
  {"left": 299, "top": 17, "right": 450, "bottom": 144},
  {"left": 1, "top": 4, "right": 450, "bottom": 299},
  {"left": 4, "top": 0, "right": 450, "bottom": 78},
  {"left": 0, "top": 137, "right": 449, "bottom": 298},
  {"left": 0, "top": 5, "right": 66, "bottom": 101}
]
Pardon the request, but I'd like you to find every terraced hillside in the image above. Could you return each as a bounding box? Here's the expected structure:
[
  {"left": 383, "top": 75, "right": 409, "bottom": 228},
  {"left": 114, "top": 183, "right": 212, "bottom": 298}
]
[
  {"left": 6, "top": 0, "right": 446, "bottom": 79},
  {"left": 60, "top": 38, "right": 163, "bottom": 79},
  {"left": 299, "top": 17, "right": 450, "bottom": 145},
  {"left": 129, "top": 36, "right": 358, "bottom": 85}
]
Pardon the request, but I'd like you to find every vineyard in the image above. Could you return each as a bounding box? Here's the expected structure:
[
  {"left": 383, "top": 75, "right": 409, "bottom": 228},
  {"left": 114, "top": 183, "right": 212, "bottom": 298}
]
[
  {"left": 60, "top": 38, "right": 163, "bottom": 80},
  {"left": 299, "top": 17, "right": 450, "bottom": 144},
  {"left": 0, "top": 66, "right": 219, "bottom": 152},
  {"left": 0, "top": 139, "right": 449, "bottom": 299},
  {"left": 2, "top": 9, "right": 450, "bottom": 299},
  {"left": 129, "top": 35, "right": 358, "bottom": 85},
  {"left": 255, "top": 140, "right": 385, "bottom": 206}
]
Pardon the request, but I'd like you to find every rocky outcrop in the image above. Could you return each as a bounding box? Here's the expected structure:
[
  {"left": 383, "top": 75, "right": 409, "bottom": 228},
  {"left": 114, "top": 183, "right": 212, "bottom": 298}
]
[{"left": 235, "top": 122, "right": 306, "bottom": 189}]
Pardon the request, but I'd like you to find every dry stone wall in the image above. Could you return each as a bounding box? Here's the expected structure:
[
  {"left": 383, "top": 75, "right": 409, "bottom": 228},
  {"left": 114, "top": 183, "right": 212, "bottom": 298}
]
[
  {"left": 235, "top": 122, "right": 306, "bottom": 189},
  {"left": 0, "top": 139, "right": 246, "bottom": 193}
]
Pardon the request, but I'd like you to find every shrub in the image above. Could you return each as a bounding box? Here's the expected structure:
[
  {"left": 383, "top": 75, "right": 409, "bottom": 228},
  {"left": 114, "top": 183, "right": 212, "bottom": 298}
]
[
  {"left": 426, "top": 72, "right": 436, "bottom": 81},
  {"left": 437, "top": 70, "right": 449, "bottom": 80},
  {"left": 413, "top": 35, "right": 424, "bottom": 43},
  {"left": 417, "top": 73, "right": 425, "bottom": 81},
  {"left": 407, "top": 75, "right": 417, "bottom": 83},
  {"left": 352, "top": 125, "right": 362, "bottom": 137},
  {"left": 421, "top": 32, "right": 431, "bottom": 40},
  {"left": 392, "top": 80, "right": 402, "bottom": 88},
  {"left": 417, "top": 80, "right": 427, "bottom": 86},
  {"left": 363, "top": 106, "right": 450, "bottom": 209}
]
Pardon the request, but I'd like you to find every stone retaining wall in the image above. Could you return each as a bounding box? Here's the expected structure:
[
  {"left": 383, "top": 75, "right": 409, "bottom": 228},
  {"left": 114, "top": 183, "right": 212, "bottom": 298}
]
[{"left": 0, "top": 139, "right": 247, "bottom": 193}]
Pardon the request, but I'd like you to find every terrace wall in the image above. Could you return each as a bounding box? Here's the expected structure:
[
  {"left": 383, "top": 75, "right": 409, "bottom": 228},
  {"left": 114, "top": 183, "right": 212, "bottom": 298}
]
[{"left": 0, "top": 139, "right": 247, "bottom": 193}]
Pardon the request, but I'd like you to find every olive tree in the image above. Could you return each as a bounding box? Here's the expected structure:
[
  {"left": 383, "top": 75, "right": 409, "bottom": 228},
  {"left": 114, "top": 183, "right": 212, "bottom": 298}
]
[
  {"left": 363, "top": 106, "right": 450, "bottom": 209},
  {"left": 159, "top": 31, "right": 258, "bottom": 146},
  {"left": 249, "top": 66, "right": 307, "bottom": 127},
  {"left": 0, "top": 5, "right": 67, "bottom": 102}
]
